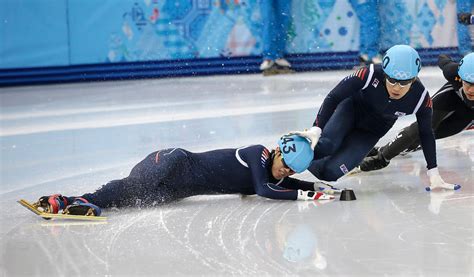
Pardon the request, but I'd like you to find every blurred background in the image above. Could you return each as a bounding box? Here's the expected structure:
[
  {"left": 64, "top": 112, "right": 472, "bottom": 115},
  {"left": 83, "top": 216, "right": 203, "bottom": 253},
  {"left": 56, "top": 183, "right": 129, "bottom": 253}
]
[{"left": 1, "top": 0, "right": 473, "bottom": 86}]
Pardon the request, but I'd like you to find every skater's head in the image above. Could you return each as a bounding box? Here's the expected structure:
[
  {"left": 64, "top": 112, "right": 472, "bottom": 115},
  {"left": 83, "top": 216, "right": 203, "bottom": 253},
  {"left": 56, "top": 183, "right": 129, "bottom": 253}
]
[
  {"left": 273, "top": 135, "right": 313, "bottom": 179},
  {"left": 458, "top": 52, "right": 474, "bottom": 100},
  {"left": 382, "top": 45, "right": 421, "bottom": 99}
]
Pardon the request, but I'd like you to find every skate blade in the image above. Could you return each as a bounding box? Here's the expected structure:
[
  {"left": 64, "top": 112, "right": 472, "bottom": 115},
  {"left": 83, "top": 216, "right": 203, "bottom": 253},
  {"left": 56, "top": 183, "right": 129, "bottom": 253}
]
[
  {"left": 347, "top": 167, "right": 362, "bottom": 175},
  {"left": 18, "top": 199, "right": 107, "bottom": 221},
  {"left": 317, "top": 188, "right": 342, "bottom": 195},
  {"left": 40, "top": 221, "right": 107, "bottom": 227}
]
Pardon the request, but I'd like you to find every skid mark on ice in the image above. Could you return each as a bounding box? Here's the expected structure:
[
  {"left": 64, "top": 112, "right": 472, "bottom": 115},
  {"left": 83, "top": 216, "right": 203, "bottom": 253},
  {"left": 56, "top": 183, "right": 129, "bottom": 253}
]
[
  {"left": 397, "top": 217, "right": 473, "bottom": 248},
  {"left": 237, "top": 200, "right": 259, "bottom": 256},
  {"left": 215, "top": 201, "right": 253, "bottom": 274},
  {"left": 104, "top": 211, "right": 151, "bottom": 273},
  {"left": 251, "top": 202, "right": 292, "bottom": 274},
  {"left": 157, "top": 207, "right": 217, "bottom": 271},
  {"left": 443, "top": 195, "right": 474, "bottom": 202},
  {"left": 36, "top": 237, "right": 64, "bottom": 276},
  {"left": 83, "top": 241, "right": 108, "bottom": 268},
  {"left": 185, "top": 201, "right": 252, "bottom": 274},
  {"left": 183, "top": 203, "right": 238, "bottom": 272},
  {"left": 65, "top": 233, "right": 97, "bottom": 275}
]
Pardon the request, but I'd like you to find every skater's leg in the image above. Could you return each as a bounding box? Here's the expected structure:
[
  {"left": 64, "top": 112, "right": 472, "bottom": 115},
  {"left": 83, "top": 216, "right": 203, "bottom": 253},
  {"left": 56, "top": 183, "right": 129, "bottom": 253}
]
[
  {"left": 83, "top": 148, "right": 193, "bottom": 208},
  {"left": 309, "top": 130, "right": 379, "bottom": 181},
  {"left": 314, "top": 98, "right": 357, "bottom": 160},
  {"left": 433, "top": 108, "right": 474, "bottom": 139},
  {"left": 359, "top": 97, "right": 455, "bottom": 171}
]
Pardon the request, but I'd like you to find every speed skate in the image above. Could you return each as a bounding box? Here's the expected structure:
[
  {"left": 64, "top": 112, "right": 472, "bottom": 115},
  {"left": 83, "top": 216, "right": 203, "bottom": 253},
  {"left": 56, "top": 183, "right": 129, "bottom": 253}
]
[{"left": 18, "top": 199, "right": 107, "bottom": 221}]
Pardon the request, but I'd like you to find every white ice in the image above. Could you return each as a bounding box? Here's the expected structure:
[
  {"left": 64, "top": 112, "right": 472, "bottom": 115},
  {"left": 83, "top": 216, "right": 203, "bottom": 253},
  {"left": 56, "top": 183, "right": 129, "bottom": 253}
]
[{"left": 0, "top": 68, "right": 473, "bottom": 276}]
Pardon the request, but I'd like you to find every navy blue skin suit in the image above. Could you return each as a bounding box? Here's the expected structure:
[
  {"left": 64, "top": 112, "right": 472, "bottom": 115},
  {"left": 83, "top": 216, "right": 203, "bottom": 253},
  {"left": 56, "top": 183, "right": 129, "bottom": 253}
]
[
  {"left": 376, "top": 55, "right": 474, "bottom": 160},
  {"left": 308, "top": 64, "right": 435, "bottom": 181},
  {"left": 80, "top": 145, "right": 316, "bottom": 208}
]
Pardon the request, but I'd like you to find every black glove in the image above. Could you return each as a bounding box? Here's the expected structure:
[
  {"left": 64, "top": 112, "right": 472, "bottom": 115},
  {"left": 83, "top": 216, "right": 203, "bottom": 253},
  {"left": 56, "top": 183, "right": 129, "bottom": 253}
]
[{"left": 458, "top": 13, "right": 473, "bottom": 25}]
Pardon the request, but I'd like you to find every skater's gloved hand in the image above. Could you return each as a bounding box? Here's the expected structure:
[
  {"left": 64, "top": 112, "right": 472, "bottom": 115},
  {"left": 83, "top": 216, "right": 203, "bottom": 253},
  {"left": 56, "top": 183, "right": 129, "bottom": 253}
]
[
  {"left": 458, "top": 13, "right": 473, "bottom": 25},
  {"left": 313, "top": 181, "right": 341, "bottom": 195},
  {"left": 425, "top": 168, "right": 461, "bottom": 191},
  {"left": 297, "top": 190, "right": 334, "bottom": 200},
  {"left": 287, "top": 126, "right": 322, "bottom": 150}
]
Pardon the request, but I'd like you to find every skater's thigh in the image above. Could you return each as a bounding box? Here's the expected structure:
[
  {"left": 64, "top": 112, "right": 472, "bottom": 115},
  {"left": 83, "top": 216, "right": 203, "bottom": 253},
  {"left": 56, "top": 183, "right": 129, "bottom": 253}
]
[
  {"left": 316, "top": 98, "right": 356, "bottom": 158},
  {"left": 323, "top": 130, "right": 379, "bottom": 179},
  {"left": 129, "top": 148, "right": 188, "bottom": 180},
  {"left": 435, "top": 109, "right": 474, "bottom": 139},
  {"left": 89, "top": 178, "right": 191, "bottom": 208}
]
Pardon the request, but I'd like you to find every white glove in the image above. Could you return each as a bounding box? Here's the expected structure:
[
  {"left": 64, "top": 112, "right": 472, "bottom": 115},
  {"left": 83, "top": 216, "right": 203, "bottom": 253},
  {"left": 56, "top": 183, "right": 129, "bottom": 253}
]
[
  {"left": 425, "top": 168, "right": 461, "bottom": 191},
  {"left": 297, "top": 189, "right": 334, "bottom": 200},
  {"left": 313, "top": 181, "right": 342, "bottom": 195},
  {"left": 287, "top": 126, "right": 322, "bottom": 150}
]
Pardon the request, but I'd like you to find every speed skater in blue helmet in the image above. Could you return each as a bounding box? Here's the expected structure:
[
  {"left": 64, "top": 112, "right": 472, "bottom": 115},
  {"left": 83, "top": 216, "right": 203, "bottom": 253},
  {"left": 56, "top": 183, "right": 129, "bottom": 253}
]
[
  {"left": 382, "top": 44, "right": 421, "bottom": 80},
  {"left": 278, "top": 134, "right": 314, "bottom": 173},
  {"left": 458, "top": 52, "right": 474, "bottom": 101},
  {"left": 382, "top": 45, "right": 421, "bottom": 99},
  {"left": 25, "top": 132, "right": 333, "bottom": 215}
]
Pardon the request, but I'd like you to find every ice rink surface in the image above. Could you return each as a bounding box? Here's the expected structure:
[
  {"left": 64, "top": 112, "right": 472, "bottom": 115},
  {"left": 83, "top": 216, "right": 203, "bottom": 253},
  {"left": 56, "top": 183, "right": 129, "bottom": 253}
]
[{"left": 1, "top": 67, "right": 473, "bottom": 276}]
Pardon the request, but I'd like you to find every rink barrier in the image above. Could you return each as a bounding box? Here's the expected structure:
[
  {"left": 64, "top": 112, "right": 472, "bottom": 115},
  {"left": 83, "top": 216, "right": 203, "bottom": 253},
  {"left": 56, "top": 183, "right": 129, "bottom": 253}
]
[{"left": 0, "top": 48, "right": 462, "bottom": 87}]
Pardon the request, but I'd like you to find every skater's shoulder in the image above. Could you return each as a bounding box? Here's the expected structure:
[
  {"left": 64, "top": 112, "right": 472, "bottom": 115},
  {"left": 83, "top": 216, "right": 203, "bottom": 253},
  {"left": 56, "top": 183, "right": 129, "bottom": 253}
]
[
  {"left": 407, "top": 78, "right": 427, "bottom": 94},
  {"left": 237, "top": 144, "right": 270, "bottom": 154}
]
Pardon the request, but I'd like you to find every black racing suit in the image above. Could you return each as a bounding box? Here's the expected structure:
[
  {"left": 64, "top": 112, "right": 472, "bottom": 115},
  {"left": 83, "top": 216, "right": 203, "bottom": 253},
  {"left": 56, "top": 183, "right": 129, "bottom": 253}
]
[{"left": 379, "top": 55, "right": 474, "bottom": 161}]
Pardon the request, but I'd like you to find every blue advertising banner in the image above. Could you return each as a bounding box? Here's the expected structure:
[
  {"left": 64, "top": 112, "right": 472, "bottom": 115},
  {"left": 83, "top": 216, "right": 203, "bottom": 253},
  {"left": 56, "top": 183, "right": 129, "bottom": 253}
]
[
  {"left": 0, "top": 0, "right": 472, "bottom": 70},
  {"left": 0, "top": 0, "right": 69, "bottom": 68}
]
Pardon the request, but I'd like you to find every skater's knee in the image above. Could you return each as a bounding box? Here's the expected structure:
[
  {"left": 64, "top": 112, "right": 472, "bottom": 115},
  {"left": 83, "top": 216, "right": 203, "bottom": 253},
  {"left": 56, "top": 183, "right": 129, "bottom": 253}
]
[
  {"left": 315, "top": 138, "right": 338, "bottom": 157},
  {"left": 320, "top": 166, "right": 345, "bottom": 182},
  {"left": 401, "top": 124, "right": 419, "bottom": 139},
  {"left": 309, "top": 165, "right": 341, "bottom": 182},
  {"left": 308, "top": 162, "right": 324, "bottom": 180}
]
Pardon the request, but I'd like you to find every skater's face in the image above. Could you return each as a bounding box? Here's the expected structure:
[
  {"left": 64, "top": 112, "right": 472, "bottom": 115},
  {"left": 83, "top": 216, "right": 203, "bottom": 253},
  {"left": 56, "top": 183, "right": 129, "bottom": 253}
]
[
  {"left": 462, "top": 80, "right": 474, "bottom": 100},
  {"left": 385, "top": 76, "right": 413, "bottom": 99},
  {"left": 272, "top": 148, "right": 295, "bottom": 179}
]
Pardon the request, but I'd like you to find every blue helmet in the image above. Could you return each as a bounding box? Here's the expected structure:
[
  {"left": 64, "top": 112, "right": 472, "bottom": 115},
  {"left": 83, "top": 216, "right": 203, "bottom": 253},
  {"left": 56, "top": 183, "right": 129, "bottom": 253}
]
[
  {"left": 283, "top": 225, "right": 317, "bottom": 263},
  {"left": 458, "top": 53, "right": 474, "bottom": 83},
  {"left": 382, "top": 45, "right": 421, "bottom": 80},
  {"left": 278, "top": 134, "right": 314, "bottom": 173}
]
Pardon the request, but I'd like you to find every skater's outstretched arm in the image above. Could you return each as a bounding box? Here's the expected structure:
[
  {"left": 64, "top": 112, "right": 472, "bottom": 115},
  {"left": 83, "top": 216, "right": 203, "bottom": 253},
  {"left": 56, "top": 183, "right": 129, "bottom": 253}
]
[
  {"left": 239, "top": 138, "right": 333, "bottom": 201},
  {"left": 314, "top": 66, "right": 371, "bottom": 129}
]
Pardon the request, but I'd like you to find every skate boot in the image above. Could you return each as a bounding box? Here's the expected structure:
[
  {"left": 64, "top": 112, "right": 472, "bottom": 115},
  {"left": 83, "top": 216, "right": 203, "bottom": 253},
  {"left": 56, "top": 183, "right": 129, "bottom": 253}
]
[
  {"left": 359, "top": 151, "right": 390, "bottom": 172},
  {"left": 314, "top": 181, "right": 342, "bottom": 194},
  {"left": 64, "top": 197, "right": 102, "bottom": 216},
  {"left": 400, "top": 145, "right": 421, "bottom": 156},
  {"left": 260, "top": 59, "right": 274, "bottom": 71},
  {"left": 36, "top": 194, "right": 69, "bottom": 214},
  {"left": 36, "top": 195, "right": 101, "bottom": 216},
  {"left": 263, "top": 58, "right": 294, "bottom": 76},
  {"left": 275, "top": 58, "right": 292, "bottom": 68},
  {"left": 366, "top": 147, "right": 380, "bottom": 157}
]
